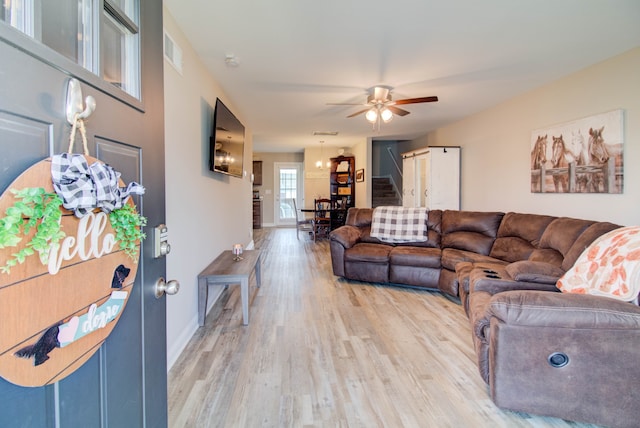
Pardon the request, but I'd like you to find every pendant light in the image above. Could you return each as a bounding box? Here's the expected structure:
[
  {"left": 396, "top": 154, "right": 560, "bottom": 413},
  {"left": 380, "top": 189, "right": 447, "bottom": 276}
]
[{"left": 315, "top": 140, "right": 330, "bottom": 169}]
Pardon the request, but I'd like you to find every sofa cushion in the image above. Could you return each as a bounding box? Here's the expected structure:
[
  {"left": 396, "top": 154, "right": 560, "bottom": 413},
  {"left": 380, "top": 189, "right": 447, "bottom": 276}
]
[
  {"left": 344, "top": 243, "right": 392, "bottom": 263},
  {"left": 489, "top": 213, "right": 556, "bottom": 262},
  {"left": 441, "top": 210, "right": 504, "bottom": 255},
  {"left": 358, "top": 226, "right": 441, "bottom": 248},
  {"left": 468, "top": 266, "right": 559, "bottom": 295},
  {"left": 389, "top": 265, "right": 440, "bottom": 289},
  {"left": 358, "top": 226, "right": 386, "bottom": 244},
  {"left": 441, "top": 248, "right": 504, "bottom": 271},
  {"left": 427, "top": 209, "right": 443, "bottom": 234},
  {"left": 505, "top": 261, "right": 565, "bottom": 285},
  {"left": 345, "top": 207, "right": 373, "bottom": 228},
  {"left": 343, "top": 242, "right": 391, "bottom": 283},
  {"left": 389, "top": 246, "right": 441, "bottom": 268},
  {"left": 561, "top": 221, "right": 622, "bottom": 271},
  {"left": 539, "top": 217, "right": 594, "bottom": 258},
  {"left": 526, "top": 248, "right": 564, "bottom": 266}
]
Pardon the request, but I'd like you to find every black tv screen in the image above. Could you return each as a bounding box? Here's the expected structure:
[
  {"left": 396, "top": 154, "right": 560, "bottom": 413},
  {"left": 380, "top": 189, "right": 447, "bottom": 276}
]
[{"left": 210, "top": 98, "right": 245, "bottom": 178}]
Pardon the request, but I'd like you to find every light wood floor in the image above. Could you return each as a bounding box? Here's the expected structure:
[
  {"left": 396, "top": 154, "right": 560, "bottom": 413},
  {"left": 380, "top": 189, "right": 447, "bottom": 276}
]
[{"left": 168, "top": 227, "right": 600, "bottom": 428}]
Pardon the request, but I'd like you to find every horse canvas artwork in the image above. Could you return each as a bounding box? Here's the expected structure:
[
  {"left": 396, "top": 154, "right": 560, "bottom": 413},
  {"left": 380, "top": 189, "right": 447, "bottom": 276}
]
[
  {"left": 550, "top": 135, "right": 569, "bottom": 192},
  {"left": 530, "top": 110, "right": 623, "bottom": 193},
  {"left": 530, "top": 134, "right": 548, "bottom": 192}
]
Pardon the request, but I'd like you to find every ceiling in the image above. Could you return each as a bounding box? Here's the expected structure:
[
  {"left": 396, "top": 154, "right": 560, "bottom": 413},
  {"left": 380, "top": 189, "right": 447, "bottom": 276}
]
[{"left": 164, "top": 1, "right": 640, "bottom": 153}]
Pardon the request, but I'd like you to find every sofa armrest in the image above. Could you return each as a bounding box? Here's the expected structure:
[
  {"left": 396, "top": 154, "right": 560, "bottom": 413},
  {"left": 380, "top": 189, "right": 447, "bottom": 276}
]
[
  {"left": 469, "top": 267, "right": 560, "bottom": 295},
  {"left": 504, "top": 260, "right": 564, "bottom": 285},
  {"left": 486, "top": 290, "right": 640, "bottom": 427},
  {"left": 329, "top": 225, "right": 362, "bottom": 249},
  {"left": 489, "top": 290, "right": 640, "bottom": 328}
]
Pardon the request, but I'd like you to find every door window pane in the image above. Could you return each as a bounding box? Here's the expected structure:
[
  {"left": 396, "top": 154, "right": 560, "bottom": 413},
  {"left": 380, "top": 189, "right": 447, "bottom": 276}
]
[
  {"left": 1, "top": 0, "right": 140, "bottom": 99},
  {"left": 2, "top": 1, "right": 92, "bottom": 69},
  {"left": 39, "top": 0, "right": 89, "bottom": 66},
  {"left": 101, "top": 10, "right": 139, "bottom": 97},
  {"left": 109, "top": 0, "right": 137, "bottom": 22},
  {"left": 2, "top": 0, "right": 32, "bottom": 35},
  {"left": 279, "top": 168, "right": 298, "bottom": 220}
]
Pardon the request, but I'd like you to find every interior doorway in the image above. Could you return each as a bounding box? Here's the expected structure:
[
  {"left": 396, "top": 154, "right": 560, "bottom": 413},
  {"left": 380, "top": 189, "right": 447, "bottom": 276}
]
[{"left": 274, "top": 162, "right": 303, "bottom": 226}]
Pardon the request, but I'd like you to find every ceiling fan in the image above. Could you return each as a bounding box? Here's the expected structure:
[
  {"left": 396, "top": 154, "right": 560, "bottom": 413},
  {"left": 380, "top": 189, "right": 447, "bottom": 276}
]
[{"left": 328, "top": 86, "right": 438, "bottom": 126}]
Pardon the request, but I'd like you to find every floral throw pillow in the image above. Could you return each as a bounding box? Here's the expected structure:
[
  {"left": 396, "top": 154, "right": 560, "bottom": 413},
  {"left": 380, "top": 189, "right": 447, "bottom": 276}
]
[{"left": 557, "top": 226, "right": 640, "bottom": 302}]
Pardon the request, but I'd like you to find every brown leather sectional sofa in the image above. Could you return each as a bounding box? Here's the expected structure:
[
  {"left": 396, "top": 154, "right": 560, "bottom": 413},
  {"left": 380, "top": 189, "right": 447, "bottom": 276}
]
[{"left": 329, "top": 208, "right": 640, "bottom": 427}]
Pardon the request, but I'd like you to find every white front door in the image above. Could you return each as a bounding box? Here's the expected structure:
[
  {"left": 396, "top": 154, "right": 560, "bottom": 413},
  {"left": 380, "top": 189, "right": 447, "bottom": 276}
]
[{"left": 274, "top": 162, "right": 303, "bottom": 226}]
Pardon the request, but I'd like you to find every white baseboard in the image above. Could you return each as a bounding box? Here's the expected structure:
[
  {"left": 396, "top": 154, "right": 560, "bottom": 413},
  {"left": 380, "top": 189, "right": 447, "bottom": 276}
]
[
  {"left": 166, "top": 285, "right": 225, "bottom": 371},
  {"left": 167, "top": 316, "right": 198, "bottom": 371}
]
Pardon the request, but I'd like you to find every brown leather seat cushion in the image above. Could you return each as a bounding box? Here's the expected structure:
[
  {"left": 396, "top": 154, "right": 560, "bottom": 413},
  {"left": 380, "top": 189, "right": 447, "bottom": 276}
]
[
  {"left": 344, "top": 243, "right": 391, "bottom": 263},
  {"left": 390, "top": 247, "right": 441, "bottom": 268},
  {"left": 441, "top": 248, "right": 504, "bottom": 271}
]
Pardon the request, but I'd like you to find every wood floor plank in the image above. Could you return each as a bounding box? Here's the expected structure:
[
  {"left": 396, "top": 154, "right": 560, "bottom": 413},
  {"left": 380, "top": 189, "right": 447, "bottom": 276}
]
[{"left": 168, "top": 227, "right": 602, "bottom": 428}]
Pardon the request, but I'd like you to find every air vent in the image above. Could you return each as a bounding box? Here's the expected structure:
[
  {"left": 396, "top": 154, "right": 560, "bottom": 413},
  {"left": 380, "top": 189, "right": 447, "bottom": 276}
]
[
  {"left": 313, "top": 131, "right": 339, "bottom": 136},
  {"left": 163, "top": 30, "right": 183, "bottom": 75}
]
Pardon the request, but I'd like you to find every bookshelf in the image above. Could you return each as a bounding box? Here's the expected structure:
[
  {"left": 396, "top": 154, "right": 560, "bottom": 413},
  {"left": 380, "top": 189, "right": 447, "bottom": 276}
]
[{"left": 329, "top": 155, "right": 355, "bottom": 229}]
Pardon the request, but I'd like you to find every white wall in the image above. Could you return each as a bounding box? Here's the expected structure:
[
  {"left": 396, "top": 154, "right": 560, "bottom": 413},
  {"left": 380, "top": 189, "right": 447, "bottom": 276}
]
[
  {"left": 163, "top": 9, "right": 253, "bottom": 369},
  {"left": 352, "top": 139, "right": 371, "bottom": 208},
  {"left": 423, "top": 47, "right": 640, "bottom": 226},
  {"left": 303, "top": 145, "right": 333, "bottom": 207}
]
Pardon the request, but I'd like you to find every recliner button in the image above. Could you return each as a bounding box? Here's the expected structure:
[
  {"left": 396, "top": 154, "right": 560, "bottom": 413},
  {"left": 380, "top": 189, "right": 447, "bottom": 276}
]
[{"left": 548, "top": 352, "right": 570, "bottom": 368}]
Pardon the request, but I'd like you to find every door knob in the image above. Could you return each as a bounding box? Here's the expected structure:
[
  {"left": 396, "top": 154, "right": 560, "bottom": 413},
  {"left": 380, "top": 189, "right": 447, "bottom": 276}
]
[{"left": 155, "top": 277, "right": 180, "bottom": 298}]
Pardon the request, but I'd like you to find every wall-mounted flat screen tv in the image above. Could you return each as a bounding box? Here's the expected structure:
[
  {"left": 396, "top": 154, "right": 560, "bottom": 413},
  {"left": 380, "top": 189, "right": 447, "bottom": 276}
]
[{"left": 209, "top": 98, "right": 245, "bottom": 178}]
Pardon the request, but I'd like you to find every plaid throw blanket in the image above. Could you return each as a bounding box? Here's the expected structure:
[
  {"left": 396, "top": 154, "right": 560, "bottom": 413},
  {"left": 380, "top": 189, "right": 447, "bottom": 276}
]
[{"left": 370, "top": 206, "right": 429, "bottom": 243}]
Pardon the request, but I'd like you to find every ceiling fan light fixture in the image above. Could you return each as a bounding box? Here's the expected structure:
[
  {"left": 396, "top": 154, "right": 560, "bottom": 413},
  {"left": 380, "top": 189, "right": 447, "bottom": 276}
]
[
  {"left": 380, "top": 107, "right": 393, "bottom": 123},
  {"left": 332, "top": 86, "right": 438, "bottom": 130},
  {"left": 365, "top": 108, "right": 378, "bottom": 123}
]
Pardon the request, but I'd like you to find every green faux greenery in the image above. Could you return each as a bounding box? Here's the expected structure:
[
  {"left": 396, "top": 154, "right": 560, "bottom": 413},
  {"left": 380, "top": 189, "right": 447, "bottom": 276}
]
[
  {"left": 109, "top": 203, "right": 147, "bottom": 262},
  {"left": 0, "top": 186, "right": 146, "bottom": 273},
  {"left": 0, "top": 187, "right": 65, "bottom": 273}
]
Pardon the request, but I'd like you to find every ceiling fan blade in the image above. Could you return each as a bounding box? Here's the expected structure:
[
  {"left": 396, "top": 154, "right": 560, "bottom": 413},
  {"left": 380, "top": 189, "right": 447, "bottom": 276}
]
[
  {"left": 394, "top": 96, "right": 439, "bottom": 105},
  {"left": 326, "top": 102, "right": 366, "bottom": 106},
  {"left": 346, "top": 109, "right": 369, "bottom": 118},
  {"left": 387, "top": 106, "right": 410, "bottom": 116}
]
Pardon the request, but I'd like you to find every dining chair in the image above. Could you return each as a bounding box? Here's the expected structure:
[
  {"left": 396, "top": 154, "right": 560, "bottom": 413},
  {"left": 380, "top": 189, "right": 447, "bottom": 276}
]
[
  {"left": 313, "top": 198, "right": 332, "bottom": 240},
  {"left": 292, "top": 198, "right": 313, "bottom": 240}
]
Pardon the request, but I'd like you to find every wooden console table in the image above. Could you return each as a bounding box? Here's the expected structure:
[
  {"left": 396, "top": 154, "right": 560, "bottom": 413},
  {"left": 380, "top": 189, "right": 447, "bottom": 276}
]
[{"left": 198, "top": 249, "right": 261, "bottom": 326}]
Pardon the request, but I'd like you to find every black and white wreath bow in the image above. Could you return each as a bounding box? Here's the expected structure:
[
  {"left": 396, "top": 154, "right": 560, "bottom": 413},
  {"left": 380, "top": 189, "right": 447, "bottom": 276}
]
[{"left": 51, "top": 153, "right": 145, "bottom": 218}]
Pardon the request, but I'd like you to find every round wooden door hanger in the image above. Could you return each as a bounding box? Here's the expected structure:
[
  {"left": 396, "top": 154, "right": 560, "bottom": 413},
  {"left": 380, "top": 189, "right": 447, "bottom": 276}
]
[{"left": 0, "top": 157, "right": 143, "bottom": 387}]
